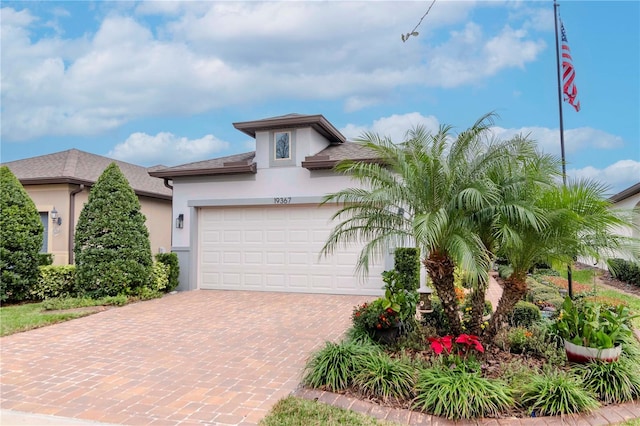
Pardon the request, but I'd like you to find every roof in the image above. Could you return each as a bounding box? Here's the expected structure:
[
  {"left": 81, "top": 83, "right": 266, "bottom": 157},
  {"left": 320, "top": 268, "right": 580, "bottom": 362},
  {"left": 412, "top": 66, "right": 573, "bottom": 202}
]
[
  {"left": 233, "top": 113, "right": 346, "bottom": 144},
  {"left": 2, "top": 149, "right": 172, "bottom": 200},
  {"left": 609, "top": 182, "right": 640, "bottom": 203},
  {"left": 149, "top": 143, "right": 381, "bottom": 178},
  {"left": 301, "top": 142, "right": 382, "bottom": 170}
]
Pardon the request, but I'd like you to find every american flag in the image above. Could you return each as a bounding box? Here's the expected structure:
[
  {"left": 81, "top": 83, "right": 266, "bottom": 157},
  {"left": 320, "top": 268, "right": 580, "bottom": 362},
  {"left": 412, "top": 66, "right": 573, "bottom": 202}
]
[{"left": 561, "top": 20, "right": 580, "bottom": 112}]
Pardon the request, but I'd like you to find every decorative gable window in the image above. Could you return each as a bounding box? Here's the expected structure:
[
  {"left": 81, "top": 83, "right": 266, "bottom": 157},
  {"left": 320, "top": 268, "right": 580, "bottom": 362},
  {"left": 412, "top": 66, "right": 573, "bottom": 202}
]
[{"left": 274, "top": 131, "right": 291, "bottom": 160}]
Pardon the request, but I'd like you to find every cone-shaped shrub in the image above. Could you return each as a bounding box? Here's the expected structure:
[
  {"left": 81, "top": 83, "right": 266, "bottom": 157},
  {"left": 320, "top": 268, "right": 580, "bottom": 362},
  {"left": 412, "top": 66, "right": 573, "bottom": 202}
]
[
  {"left": 74, "top": 163, "right": 152, "bottom": 296},
  {"left": 0, "top": 166, "right": 44, "bottom": 302}
]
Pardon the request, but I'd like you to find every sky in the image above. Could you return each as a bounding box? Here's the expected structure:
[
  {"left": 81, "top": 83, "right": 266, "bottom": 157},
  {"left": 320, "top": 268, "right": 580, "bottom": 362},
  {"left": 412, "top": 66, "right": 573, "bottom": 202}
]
[{"left": 1, "top": 0, "right": 638, "bottom": 195}]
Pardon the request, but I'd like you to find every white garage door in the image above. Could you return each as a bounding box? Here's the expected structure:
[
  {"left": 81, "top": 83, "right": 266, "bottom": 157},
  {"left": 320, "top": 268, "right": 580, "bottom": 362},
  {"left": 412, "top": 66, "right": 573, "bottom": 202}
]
[{"left": 198, "top": 204, "right": 385, "bottom": 294}]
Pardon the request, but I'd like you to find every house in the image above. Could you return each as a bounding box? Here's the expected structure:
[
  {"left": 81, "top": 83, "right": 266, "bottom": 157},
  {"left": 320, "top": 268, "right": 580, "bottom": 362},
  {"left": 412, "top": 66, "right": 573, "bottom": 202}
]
[
  {"left": 608, "top": 182, "right": 640, "bottom": 260},
  {"left": 149, "top": 114, "right": 390, "bottom": 295},
  {"left": 3, "top": 149, "right": 172, "bottom": 265}
]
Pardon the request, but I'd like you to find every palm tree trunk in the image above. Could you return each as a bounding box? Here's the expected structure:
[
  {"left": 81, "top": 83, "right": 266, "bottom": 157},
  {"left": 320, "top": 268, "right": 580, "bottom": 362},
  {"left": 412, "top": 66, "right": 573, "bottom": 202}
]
[
  {"left": 468, "top": 281, "right": 488, "bottom": 335},
  {"left": 423, "top": 252, "right": 462, "bottom": 335},
  {"left": 486, "top": 272, "right": 527, "bottom": 339}
]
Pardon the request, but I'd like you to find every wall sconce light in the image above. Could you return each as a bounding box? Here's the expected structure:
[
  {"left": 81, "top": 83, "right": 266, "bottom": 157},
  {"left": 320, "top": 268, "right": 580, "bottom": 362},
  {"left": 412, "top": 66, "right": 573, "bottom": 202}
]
[
  {"left": 175, "top": 214, "right": 184, "bottom": 229},
  {"left": 51, "top": 207, "right": 62, "bottom": 225}
]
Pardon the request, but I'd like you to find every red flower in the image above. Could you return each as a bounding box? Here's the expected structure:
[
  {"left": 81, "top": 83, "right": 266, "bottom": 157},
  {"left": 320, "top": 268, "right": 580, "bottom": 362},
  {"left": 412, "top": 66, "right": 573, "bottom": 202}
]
[
  {"left": 376, "top": 324, "right": 382, "bottom": 329},
  {"left": 455, "top": 334, "right": 484, "bottom": 353},
  {"left": 428, "top": 335, "right": 453, "bottom": 354}
]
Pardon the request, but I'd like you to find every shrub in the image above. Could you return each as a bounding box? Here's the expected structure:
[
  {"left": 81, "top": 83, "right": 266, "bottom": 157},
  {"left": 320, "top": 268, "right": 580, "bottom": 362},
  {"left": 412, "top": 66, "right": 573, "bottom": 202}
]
[
  {"left": 506, "top": 327, "right": 532, "bottom": 354},
  {"left": 508, "top": 301, "right": 541, "bottom": 328},
  {"left": 155, "top": 252, "right": 179, "bottom": 291},
  {"left": 37, "top": 253, "right": 53, "bottom": 266},
  {"left": 353, "top": 353, "right": 415, "bottom": 401},
  {"left": 394, "top": 247, "right": 420, "bottom": 291},
  {"left": 573, "top": 359, "right": 640, "bottom": 404},
  {"left": 302, "top": 341, "right": 377, "bottom": 392},
  {"left": 413, "top": 367, "right": 513, "bottom": 420},
  {"left": 609, "top": 258, "right": 640, "bottom": 286},
  {"left": 74, "top": 163, "right": 153, "bottom": 297},
  {"left": 520, "top": 369, "right": 599, "bottom": 416},
  {"left": 31, "top": 265, "right": 76, "bottom": 300},
  {"left": 352, "top": 298, "right": 399, "bottom": 331},
  {"left": 149, "top": 262, "right": 169, "bottom": 293},
  {"left": 421, "top": 298, "right": 451, "bottom": 335},
  {"left": 0, "top": 166, "right": 44, "bottom": 303}
]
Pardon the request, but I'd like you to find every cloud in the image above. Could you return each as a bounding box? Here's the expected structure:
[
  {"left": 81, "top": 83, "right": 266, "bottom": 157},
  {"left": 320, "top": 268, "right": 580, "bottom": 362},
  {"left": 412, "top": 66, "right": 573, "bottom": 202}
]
[
  {"left": 490, "top": 126, "right": 624, "bottom": 156},
  {"left": 341, "top": 112, "right": 440, "bottom": 142},
  {"left": 108, "top": 132, "right": 229, "bottom": 166},
  {"left": 568, "top": 160, "right": 640, "bottom": 194},
  {"left": 0, "top": 2, "right": 549, "bottom": 142}
]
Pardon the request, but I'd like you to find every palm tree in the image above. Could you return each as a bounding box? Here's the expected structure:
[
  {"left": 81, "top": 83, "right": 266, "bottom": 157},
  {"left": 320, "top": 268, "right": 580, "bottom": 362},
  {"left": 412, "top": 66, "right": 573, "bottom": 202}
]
[
  {"left": 321, "top": 113, "right": 540, "bottom": 336},
  {"left": 486, "top": 178, "right": 639, "bottom": 338}
]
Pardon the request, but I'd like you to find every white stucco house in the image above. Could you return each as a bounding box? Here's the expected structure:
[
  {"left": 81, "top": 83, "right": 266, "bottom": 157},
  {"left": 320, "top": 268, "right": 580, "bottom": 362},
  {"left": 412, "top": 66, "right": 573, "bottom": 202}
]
[
  {"left": 608, "top": 182, "right": 640, "bottom": 261},
  {"left": 149, "top": 114, "right": 390, "bottom": 295}
]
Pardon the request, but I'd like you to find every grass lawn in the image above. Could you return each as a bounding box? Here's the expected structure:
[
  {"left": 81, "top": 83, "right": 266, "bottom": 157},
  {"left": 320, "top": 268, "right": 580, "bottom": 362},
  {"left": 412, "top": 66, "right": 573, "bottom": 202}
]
[
  {"left": 259, "top": 396, "right": 399, "bottom": 426},
  {"left": 0, "top": 302, "right": 94, "bottom": 336}
]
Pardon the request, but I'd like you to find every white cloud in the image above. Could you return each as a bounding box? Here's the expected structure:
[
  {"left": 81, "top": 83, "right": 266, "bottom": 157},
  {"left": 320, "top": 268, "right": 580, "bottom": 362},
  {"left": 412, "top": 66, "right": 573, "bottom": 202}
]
[
  {"left": 568, "top": 160, "right": 640, "bottom": 194},
  {"left": 341, "top": 112, "right": 440, "bottom": 142},
  {"left": 490, "top": 126, "right": 624, "bottom": 156},
  {"left": 108, "top": 132, "right": 229, "bottom": 166},
  {"left": 0, "top": 2, "right": 549, "bottom": 142}
]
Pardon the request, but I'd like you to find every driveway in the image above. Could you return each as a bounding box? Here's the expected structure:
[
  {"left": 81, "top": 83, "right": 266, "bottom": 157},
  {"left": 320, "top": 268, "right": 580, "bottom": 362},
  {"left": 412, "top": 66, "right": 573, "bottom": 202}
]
[{"left": 0, "top": 291, "right": 371, "bottom": 425}]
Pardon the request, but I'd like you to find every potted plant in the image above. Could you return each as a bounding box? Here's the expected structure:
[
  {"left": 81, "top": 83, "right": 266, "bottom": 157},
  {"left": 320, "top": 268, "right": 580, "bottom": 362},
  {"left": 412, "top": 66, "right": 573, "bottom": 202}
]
[
  {"left": 552, "top": 296, "right": 638, "bottom": 363},
  {"left": 352, "top": 298, "right": 401, "bottom": 344}
]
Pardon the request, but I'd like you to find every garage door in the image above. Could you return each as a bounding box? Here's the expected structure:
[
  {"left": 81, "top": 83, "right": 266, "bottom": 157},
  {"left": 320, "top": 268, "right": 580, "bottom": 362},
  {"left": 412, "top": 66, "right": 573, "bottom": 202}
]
[{"left": 198, "top": 204, "right": 385, "bottom": 294}]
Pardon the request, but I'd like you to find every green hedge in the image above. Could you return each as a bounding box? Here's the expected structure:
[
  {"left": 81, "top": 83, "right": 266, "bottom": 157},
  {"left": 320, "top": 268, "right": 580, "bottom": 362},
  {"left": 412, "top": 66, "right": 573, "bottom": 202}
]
[
  {"left": 31, "top": 265, "right": 77, "bottom": 300},
  {"left": 394, "top": 247, "right": 420, "bottom": 291},
  {"left": 508, "top": 301, "right": 541, "bottom": 328},
  {"left": 609, "top": 258, "right": 640, "bottom": 286},
  {"left": 155, "top": 252, "right": 180, "bottom": 291}
]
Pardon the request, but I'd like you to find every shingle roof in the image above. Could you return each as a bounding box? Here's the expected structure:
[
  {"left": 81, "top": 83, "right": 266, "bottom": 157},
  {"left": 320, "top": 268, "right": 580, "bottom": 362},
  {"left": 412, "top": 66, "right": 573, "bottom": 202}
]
[
  {"left": 233, "top": 113, "right": 346, "bottom": 144},
  {"left": 301, "top": 142, "right": 382, "bottom": 170},
  {"left": 148, "top": 151, "right": 257, "bottom": 178},
  {"left": 2, "top": 149, "right": 172, "bottom": 200},
  {"left": 609, "top": 182, "right": 640, "bottom": 203}
]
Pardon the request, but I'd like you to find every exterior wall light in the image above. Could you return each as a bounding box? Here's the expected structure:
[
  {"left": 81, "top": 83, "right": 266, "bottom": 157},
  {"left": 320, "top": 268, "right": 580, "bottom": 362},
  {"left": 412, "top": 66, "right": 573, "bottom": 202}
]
[
  {"left": 51, "top": 207, "right": 62, "bottom": 225},
  {"left": 175, "top": 214, "right": 184, "bottom": 229}
]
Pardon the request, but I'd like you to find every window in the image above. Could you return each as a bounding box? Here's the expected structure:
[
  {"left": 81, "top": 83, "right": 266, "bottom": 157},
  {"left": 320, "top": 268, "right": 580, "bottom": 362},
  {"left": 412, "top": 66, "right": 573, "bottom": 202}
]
[{"left": 274, "top": 131, "right": 291, "bottom": 160}]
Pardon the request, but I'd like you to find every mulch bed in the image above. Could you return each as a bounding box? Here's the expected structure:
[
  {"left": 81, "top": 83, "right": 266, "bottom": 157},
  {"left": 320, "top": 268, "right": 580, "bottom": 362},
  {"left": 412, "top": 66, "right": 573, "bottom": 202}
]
[{"left": 574, "top": 262, "right": 640, "bottom": 298}]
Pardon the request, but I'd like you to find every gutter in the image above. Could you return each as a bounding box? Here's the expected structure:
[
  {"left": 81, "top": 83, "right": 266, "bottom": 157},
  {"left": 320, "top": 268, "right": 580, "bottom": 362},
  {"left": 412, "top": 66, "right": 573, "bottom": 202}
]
[{"left": 68, "top": 184, "right": 85, "bottom": 264}]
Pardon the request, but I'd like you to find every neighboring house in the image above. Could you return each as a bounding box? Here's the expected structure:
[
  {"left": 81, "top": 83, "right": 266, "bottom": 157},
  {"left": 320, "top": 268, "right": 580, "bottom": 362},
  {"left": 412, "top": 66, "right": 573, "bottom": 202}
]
[
  {"left": 609, "top": 182, "right": 640, "bottom": 261},
  {"left": 150, "top": 113, "right": 390, "bottom": 295},
  {"left": 3, "top": 149, "right": 172, "bottom": 265}
]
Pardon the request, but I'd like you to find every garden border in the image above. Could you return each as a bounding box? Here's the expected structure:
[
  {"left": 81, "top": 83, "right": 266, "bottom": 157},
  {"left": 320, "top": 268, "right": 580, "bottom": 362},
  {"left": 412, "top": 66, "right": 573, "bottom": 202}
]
[{"left": 293, "top": 387, "right": 640, "bottom": 425}]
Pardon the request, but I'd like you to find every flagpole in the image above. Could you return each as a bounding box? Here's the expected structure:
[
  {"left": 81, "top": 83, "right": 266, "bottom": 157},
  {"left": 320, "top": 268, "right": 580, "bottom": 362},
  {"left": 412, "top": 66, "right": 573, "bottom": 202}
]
[{"left": 553, "top": 0, "right": 573, "bottom": 298}]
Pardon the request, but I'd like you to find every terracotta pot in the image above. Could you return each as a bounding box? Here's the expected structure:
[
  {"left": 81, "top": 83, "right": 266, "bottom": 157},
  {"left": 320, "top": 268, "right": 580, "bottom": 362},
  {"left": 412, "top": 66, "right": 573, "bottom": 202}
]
[{"left": 564, "top": 340, "right": 622, "bottom": 363}]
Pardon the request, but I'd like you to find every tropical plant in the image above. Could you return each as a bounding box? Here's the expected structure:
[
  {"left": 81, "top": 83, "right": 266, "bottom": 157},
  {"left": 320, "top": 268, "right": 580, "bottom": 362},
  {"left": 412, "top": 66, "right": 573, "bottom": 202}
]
[
  {"left": 428, "top": 333, "right": 484, "bottom": 372},
  {"left": 322, "top": 113, "right": 546, "bottom": 336},
  {"left": 0, "top": 166, "right": 44, "bottom": 303},
  {"left": 520, "top": 369, "right": 599, "bottom": 416},
  {"left": 353, "top": 352, "right": 415, "bottom": 401},
  {"left": 380, "top": 270, "right": 418, "bottom": 324},
  {"left": 74, "top": 163, "right": 153, "bottom": 297},
  {"left": 552, "top": 297, "right": 638, "bottom": 349},
  {"left": 352, "top": 299, "right": 400, "bottom": 331},
  {"left": 413, "top": 366, "right": 513, "bottom": 420},
  {"left": 488, "top": 179, "right": 640, "bottom": 338},
  {"left": 302, "top": 341, "right": 377, "bottom": 392}
]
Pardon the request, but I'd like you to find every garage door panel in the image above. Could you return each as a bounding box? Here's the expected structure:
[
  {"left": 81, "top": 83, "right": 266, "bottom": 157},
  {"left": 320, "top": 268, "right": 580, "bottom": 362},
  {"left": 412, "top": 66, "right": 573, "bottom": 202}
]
[{"left": 199, "top": 205, "right": 385, "bottom": 294}]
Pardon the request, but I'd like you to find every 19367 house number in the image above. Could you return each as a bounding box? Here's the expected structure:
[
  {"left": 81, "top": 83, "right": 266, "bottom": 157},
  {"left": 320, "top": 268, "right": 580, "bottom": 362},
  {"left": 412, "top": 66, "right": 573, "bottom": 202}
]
[{"left": 273, "top": 197, "right": 292, "bottom": 204}]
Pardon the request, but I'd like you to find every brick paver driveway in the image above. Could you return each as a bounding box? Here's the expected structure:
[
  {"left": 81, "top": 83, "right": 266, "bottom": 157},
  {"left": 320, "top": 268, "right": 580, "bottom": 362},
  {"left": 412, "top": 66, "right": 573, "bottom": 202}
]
[{"left": 1, "top": 291, "right": 371, "bottom": 425}]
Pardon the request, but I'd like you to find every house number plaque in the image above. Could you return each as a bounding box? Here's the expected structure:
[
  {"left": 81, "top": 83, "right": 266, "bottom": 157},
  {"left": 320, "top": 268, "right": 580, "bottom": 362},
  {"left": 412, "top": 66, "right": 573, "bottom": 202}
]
[{"left": 273, "top": 197, "right": 292, "bottom": 204}]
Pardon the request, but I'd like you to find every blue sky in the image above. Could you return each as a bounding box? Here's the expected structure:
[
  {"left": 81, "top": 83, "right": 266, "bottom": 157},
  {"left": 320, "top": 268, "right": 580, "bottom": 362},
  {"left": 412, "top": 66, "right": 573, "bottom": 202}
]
[{"left": 1, "top": 0, "right": 638, "bottom": 194}]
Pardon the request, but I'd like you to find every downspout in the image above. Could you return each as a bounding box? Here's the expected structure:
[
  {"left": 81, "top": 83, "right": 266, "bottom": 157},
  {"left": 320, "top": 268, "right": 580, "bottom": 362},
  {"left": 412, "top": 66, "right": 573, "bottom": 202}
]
[
  {"left": 68, "top": 184, "right": 85, "bottom": 264},
  {"left": 163, "top": 178, "right": 173, "bottom": 190}
]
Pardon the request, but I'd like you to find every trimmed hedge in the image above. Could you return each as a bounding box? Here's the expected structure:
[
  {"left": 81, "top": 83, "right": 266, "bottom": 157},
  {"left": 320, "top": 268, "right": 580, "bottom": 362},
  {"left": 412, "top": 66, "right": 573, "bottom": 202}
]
[
  {"left": 0, "top": 166, "right": 44, "bottom": 303},
  {"left": 508, "top": 301, "right": 541, "bottom": 328},
  {"left": 609, "top": 258, "right": 640, "bottom": 286},
  {"left": 394, "top": 247, "right": 420, "bottom": 291},
  {"left": 32, "top": 265, "right": 76, "bottom": 300}
]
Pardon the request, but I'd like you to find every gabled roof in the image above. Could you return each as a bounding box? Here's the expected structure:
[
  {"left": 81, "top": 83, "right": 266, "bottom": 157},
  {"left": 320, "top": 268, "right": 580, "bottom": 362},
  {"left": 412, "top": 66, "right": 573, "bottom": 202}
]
[
  {"left": 233, "top": 113, "right": 346, "bottom": 144},
  {"left": 2, "top": 149, "right": 172, "bottom": 200},
  {"left": 609, "top": 182, "right": 640, "bottom": 203}
]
